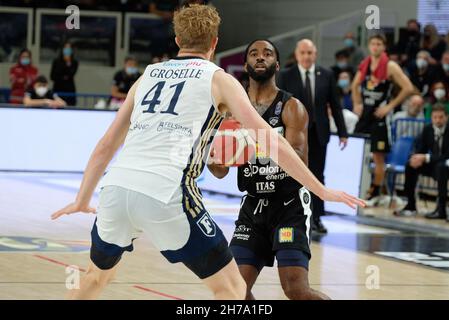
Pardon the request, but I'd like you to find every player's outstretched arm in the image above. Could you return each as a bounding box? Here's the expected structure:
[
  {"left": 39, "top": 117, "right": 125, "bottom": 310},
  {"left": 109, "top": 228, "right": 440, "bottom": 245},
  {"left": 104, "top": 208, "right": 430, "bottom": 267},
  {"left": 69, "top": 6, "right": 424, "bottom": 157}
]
[
  {"left": 212, "top": 71, "right": 365, "bottom": 209},
  {"left": 51, "top": 78, "right": 141, "bottom": 220}
]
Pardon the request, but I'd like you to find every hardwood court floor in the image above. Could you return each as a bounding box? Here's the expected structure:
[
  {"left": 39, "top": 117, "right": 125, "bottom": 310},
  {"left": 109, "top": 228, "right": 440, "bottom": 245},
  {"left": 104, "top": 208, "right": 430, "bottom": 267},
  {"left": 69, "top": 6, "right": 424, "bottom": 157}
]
[{"left": 1, "top": 173, "right": 448, "bottom": 300}]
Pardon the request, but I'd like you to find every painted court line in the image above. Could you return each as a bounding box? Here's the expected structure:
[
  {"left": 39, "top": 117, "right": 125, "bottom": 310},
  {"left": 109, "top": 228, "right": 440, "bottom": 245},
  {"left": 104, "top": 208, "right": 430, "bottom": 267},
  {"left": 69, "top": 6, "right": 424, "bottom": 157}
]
[{"left": 33, "top": 254, "right": 183, "bottom": 300}]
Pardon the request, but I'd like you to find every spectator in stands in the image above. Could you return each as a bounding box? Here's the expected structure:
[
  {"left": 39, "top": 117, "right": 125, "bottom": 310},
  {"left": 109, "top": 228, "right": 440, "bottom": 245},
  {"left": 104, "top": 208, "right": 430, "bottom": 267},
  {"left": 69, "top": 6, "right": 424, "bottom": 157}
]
[
  {"left": 424, "top": 81, "right": 449, "bottom": 119},
  {"left": 341, "top": 31, "right": 365, "bottom": 70},
  {"left": 337, "top": 71, "right": 353, "bottom": 111},
  {"left": 392, "top": 94, "right": 425, "bottom": 138},
  {"left": 9, "top": 49, "right": 38, "bottom": 104},
  {"left": 110, "top": 56, "right": 141, "bottom": 109},
  {"left": 395, "top": 103, "right": 449, "bottom": 221},
  {"left": 331, "top": 49, "right": 354, "bottom": 80},
  {"left": 50, "top": 41, "right": 78, "bottom": 106},
  {"left": 23, "top": 75, "right": 66, "bottom": 108},
  {"left": 420, "top": 24, "right": 446, "bottom": 64},
  {"left": 407, "top": 50, "right": 440, "bottom": 97},
  {"left": 395, "top": 19, "right": 421, "bottom": 66},
  {"left": 437, "top": 50, "right": 449, "bottom": 84}
]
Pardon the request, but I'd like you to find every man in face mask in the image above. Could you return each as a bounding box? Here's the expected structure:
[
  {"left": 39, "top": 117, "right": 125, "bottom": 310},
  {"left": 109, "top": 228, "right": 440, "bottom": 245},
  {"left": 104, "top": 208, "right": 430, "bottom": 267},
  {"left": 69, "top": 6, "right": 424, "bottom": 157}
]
[
  {"left": 331, "top": 50, "right": 354, "bottom": 80},
  {"left": 396, "top": 104, "right": 449, "bottom": 221},
  {"left": 23, "top": 75, "right": 67, "bottom": 108},
  {"left": 110, "top": 56, "right": 142, "bottom": 109},
  {"left": 341, "top": 32, "right": 365, "bottom": 71},
  {"left": 408, "top": 50, "right": 440, "bottom": 97}
]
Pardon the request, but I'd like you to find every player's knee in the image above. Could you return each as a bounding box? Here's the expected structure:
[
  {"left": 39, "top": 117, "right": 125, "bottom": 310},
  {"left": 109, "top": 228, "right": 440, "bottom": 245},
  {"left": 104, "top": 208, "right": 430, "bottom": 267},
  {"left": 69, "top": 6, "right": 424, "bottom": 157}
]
[
  {"left": 84, "top": 266, "right": 114, "bottom": 287},
  {"left": 212, "top": 275, "right": 246, "bottom": 300},
  {"left": 282, "top": 282, "right": 311, "bottom": 300}
]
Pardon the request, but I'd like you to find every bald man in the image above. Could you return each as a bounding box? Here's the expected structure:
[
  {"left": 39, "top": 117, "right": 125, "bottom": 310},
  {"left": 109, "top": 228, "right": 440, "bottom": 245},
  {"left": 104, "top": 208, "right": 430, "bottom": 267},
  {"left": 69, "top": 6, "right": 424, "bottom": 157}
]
[
  {"left": 278, "top": 39, "right": 348, "bottom": 234},
  {"left": 392, "top": 95, "right": 425, "bottom": 138}
]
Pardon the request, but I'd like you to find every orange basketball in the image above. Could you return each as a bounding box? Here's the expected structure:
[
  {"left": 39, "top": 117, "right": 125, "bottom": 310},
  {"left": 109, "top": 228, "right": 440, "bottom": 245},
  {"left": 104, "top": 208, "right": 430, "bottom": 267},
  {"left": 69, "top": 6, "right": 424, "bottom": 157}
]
[{"left": 210, "top": 119, "right": 256, "bottom": 167}]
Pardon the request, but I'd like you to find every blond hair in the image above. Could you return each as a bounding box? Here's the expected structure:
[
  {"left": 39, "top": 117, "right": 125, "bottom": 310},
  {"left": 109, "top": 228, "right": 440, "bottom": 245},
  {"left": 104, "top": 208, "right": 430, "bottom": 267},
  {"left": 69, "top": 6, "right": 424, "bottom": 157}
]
[{"left": 173, "top": 4, "right": 221, "bottom": 53}]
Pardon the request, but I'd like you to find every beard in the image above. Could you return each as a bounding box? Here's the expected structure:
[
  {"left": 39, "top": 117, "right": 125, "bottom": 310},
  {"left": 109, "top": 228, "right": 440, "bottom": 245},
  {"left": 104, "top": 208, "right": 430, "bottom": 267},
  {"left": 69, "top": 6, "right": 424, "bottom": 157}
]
[{"left": 246, "top": 62, "right": 277, "bottom": 83}]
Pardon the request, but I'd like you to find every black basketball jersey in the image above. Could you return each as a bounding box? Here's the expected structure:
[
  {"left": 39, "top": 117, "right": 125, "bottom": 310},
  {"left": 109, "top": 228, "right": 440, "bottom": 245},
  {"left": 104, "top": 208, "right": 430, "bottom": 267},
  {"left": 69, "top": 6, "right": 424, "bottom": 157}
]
[
  {"left": 237, "top": 89, "right": 302, "bottom": 198},
  {"left": 360, "top": 67, "right": 392, "bottom": 122}
]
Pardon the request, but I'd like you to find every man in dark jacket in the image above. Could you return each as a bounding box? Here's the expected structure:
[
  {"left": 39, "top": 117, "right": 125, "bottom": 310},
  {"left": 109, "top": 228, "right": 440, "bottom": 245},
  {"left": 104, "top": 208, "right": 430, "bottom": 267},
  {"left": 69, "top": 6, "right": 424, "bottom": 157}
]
[
  {"left": 396, "top": 103, "right": 449, "bottom": 221},
  {"left": 277, "top": 39, "right": 348, "bottom": 234}
]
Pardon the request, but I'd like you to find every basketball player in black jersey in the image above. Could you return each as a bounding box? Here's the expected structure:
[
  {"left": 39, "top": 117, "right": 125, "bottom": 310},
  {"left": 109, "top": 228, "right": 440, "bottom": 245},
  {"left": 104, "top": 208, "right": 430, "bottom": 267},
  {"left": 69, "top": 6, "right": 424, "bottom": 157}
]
[
  {"left": 208, "top": 40, "right": 329, "bottom": 300},
  {"left": 352, "top": 34, "right": 413, "bottom": 205}
]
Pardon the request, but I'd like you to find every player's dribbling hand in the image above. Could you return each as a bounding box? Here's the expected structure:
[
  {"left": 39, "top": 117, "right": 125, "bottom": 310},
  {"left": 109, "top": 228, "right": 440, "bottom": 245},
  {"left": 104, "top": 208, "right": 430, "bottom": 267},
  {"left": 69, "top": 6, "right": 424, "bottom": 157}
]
[
  {"left": 321, "top": 188, "right": 366, "bottom": 209},
  {"left": 51, "top": 202, "right": 96, "bottom": 220}
]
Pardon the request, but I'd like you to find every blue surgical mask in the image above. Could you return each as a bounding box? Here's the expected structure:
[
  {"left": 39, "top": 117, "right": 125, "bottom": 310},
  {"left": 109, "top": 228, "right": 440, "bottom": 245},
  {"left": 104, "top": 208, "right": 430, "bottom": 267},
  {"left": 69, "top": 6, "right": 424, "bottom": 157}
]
[
  {"left": 344, "top": 38, "right": 354, "bottom": 48},
  {"left": 126, "top": 67, "right": 138, "bottom": 75},
  {"left": 337, "top": 61, "right": 348, "bottom": 69},
  {"left": 443, "top": 63, "right": 449, "bottom": 72},
  {"left": 20, "top": 57, "right": 30, "bottom": 66},
  {"left": 63, "top": 47, "right": 72, "bottom": 57},
  {"left": 338, "top": 78, "right": 350, "bottom": 89}
]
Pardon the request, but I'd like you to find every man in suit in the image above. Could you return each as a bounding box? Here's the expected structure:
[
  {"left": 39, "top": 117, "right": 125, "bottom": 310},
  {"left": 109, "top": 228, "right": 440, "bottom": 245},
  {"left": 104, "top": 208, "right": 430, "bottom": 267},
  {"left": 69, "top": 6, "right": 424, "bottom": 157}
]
[
  {"left": 396, "top": 103, "right": 449, "bottom": 220},
  {"left": 278, "top": 39, "right": 348, "bottom": 234}
]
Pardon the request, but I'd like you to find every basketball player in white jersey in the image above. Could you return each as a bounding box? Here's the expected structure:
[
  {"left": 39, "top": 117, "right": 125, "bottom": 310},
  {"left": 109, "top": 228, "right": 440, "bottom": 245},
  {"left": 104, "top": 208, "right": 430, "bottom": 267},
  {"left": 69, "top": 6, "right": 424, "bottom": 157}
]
[{"left": 52, "top": 4, "right": 365, "bottom": 300}]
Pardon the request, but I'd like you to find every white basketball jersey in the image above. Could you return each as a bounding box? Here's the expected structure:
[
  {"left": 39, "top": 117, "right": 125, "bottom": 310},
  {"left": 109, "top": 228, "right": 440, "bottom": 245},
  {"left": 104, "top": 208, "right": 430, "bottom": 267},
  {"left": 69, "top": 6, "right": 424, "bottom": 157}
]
[{"left": 100, "top": 57, "right": 224, "bottom": 203}]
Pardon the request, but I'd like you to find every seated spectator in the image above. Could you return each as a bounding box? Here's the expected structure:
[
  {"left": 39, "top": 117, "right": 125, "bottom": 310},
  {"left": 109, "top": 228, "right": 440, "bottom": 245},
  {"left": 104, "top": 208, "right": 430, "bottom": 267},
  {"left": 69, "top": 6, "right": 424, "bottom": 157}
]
[
  {"left": 331, "top": 49, "right": 354, "bottom": 80},
  {"left": 394, "top": 94, "right": 425, "bottom": 120},
  {"left": 437, "top": 50, "right": 449, "bottom": 84},
  {"left": 395, "top": 104, "right": 449, "bottom": 221},
  {"left": 23, "top": 75, "right": 67, "bottom": 108},
  {"left": 9, "top": 48, "right": 38, "bottom": 104},
  {"left": 50, "top": 41, "right": 79, "bottom": 106},
  {"left": 110, "top": 56, "right": 141, "bottom": 109},
  {"left": 337, "top": 71, "right": 353, "bottom": 111},
  {"left": 341, "top": 31, "right": 365, "bottom": 70},
  {"left": 420, "top": 24, "right": 447, "bottom": 64},
  {"left": 395, "top": 19, "right": 421, "bottom": 66},
  {"left": 407, "top": 50, "right": 440, "bottom": 97},
  {"left": 392, "top": 95, "right": 425, "bottom": 138},
  {"left": 424, "top": 81, "right": 449, "bottom": 119}
]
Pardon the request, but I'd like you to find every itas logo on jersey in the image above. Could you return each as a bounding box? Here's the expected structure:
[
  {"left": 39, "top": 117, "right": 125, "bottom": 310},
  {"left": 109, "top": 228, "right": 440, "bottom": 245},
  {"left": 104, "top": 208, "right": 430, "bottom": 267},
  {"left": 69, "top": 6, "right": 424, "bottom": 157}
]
[
  {"left": 279, "top": 227, "right": 294, "bottom": 243},
  {"left": 197, "top": 213, "right": 216, "bottom": 237},
  {"left": 256, "top": 181, "right": 275, "bottom": 192}
]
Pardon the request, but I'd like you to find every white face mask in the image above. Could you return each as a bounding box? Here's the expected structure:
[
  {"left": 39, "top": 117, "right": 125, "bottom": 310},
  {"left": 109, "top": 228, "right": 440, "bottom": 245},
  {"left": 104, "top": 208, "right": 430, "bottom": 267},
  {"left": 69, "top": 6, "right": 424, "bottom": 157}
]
[
  {"left": 434, "top": 88, "right": 446, "bottom": 100},
  {"left": 416, "top": 58, "right": 428, "bottom": 69},
  {"left": 36, "top": 87, "right": 48, "bottom": 97}
]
